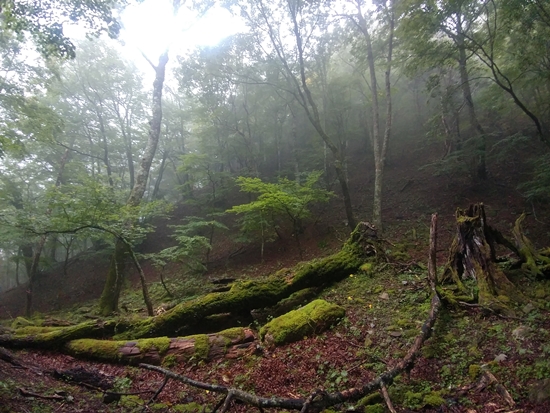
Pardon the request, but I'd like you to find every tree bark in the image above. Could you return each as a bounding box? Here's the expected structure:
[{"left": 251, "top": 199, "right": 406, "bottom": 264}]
[
  {"left": 99, "top": 51, "right": 169, "bottom": 316},
  {"left": 64, "top": 328, "right": 257, "bottom": 365},
  {"left": 354, "top": 0, "right": 394, "bottom": 230},
  {"left": 115, "top": 221, "right": 379, "bottom": 339},
  {"left": 0, "top": 320, "right": 122, "bottom": 350},
  {"left": 440, "top": 203, "right": 526, "bottom": 312}
]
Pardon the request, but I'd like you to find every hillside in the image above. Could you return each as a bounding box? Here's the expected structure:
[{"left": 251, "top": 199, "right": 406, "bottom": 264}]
[{"left": 1, "top": 137, "right": 550, "bottom": 413}]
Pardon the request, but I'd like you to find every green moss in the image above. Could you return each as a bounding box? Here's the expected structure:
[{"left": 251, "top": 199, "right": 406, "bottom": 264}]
[
  {"left": 151, "top": 403, "right": 169, "bottom": 411},
  {"left": 357, "top": 392, "right": 383, "bottom": 406},
  {"left": 11, "top": 317, "right": 34, "bottom": 328},
  {"left": 172, "top": 403, "right": 204, "bottom": 413},
  {"left": 422, "top": 344, "right": 439, "bottom": 359},
  {"left": 65, "top": 339, "right": 122, "bottom": 362},
  {"left": 14, "top": 326, "right": 60, "bottom": 335},
  {"left": 162, "top": 354, "right": 177, "bottom": 368},
  {"left": 364, "top": 404, "right": 385, "bottom": 413},
  {"left": 119, "top": 395, "right": 142, "bottom": 408},
  {"left": 137, "top": 337, "right": 171, "bottom": 355},
  {"left": 534, "top": 287, "right": 548, "bottom": 299},
  {"left": 469, "top": 364, "right": 481, "bottom": 380},
  {"left": 423, "top": 391, "right": 446, "bottom": 407},
  {"left": 218, "top": 327, "right": 245, "bottom": 342},
  {"left": 404, "top": 391, "right": 424, "bottom": 409},
  {"left": 184, "top": 334, "right": 210, "bottom": 360},
  {"left": 360, "top": 262, "right": 374, "bottom": 274},
  {"left": 260, "top": 299, "right": 345, "bottom": 346}
]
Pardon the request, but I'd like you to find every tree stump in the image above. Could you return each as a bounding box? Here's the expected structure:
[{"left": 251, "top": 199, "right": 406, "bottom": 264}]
[{"left": 440, "top": 203, "right": 526, "bottom": 312}]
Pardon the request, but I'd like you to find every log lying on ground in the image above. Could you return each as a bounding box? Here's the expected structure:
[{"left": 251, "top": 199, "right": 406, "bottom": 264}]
[
  {"left": 0, "top": 222, "right": 378, "bottom": 348},
  {"left": 0, "top": 319, "right": 124, "bottom": 350},
  {"left": 115, "top": 222, "right": 378, "bottom": 340},
  {"left": 260, "top": 299, "right": 345, "bottom": 347},
  {"left": 138, "top": 215, "right": 442, "bottom": 411},
  {"left": 64, "top": 327, "right": 257, "bottom": 366}
]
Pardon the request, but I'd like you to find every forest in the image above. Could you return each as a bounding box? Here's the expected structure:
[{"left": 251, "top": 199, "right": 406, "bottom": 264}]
[{"left": 1, "top": 0, "right": 550, "bottom": 412}]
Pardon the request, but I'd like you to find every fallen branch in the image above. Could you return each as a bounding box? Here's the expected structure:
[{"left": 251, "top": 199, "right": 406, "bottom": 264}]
[
  {"left": 18, "top": 387, "right": 66, "bottom": 401},
  {"left": 380, "top": 382, "right": 397, "bottom": 413},
  {"left": 139, "top": 215, "right": 443, "bottom": 411}
]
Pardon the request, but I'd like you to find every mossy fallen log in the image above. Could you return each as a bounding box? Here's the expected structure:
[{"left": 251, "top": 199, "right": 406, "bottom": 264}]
[
  {"left": 115, "top": 222, "right": 378, "bottom": 340},
  {"left": 0, "top": 320, "right": 123, "bottom": 350},
  {"left": 251, "top": 287, "right": 320, "bottom": 323},
  {"left": 260, "top": 299, "right": 345, "bottom": 347},
  {"left": 64, "top": 327, "right": 256, "bottom": 366}
]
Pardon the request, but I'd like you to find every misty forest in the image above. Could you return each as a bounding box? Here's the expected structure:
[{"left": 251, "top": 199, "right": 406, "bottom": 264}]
[{"left": 1, "top": 0, "right": 550, "bottom": 412}]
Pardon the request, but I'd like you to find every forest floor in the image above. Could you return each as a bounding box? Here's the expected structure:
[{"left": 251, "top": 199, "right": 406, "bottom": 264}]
[{"left": 1, "top": 138, "right": 550, "bottom": 412}]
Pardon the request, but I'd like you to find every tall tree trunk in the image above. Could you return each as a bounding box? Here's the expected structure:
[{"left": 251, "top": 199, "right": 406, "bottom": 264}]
[
  {"left": 456, "top": 23, "right": 486, "bottom": 180},
  {"left": 355, "top": 0, "right": 394, "bottom": 230},
  {"left": 98, "top": 51, "right": 169, "bottom": 316},
  {"left": 283, "top": 1, "right": 356, "bottom": 228}
]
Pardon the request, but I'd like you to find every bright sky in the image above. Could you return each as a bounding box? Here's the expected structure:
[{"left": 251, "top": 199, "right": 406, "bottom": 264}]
[
  {"left": 64, "top": 0, "right": 245, "bottom": 83},
  {"left": 119, "top": 0, "right": 245, "bottom": 66}
]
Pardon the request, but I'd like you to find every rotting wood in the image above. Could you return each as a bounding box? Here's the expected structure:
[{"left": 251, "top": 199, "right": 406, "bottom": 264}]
[
  {"left": 138, "top": 214, "right": 443, "bottom": 411},
  {"left": 0, "top": 320, "right": 123, "bottom": 350},
  {"left": 64, "top": 327, "right": 257, "bottom": 365},
  {"left": 115, "top": 221, "right": 381, "bottom": 340},
  {"left": 512, "top": 213, "right": 550, "bottom": 278},
  {"left": 0, "top": 222, "right": 381, "bottom": 349},
  {"left": 439, "top": 203, "right": 528, "bottom": 312}
]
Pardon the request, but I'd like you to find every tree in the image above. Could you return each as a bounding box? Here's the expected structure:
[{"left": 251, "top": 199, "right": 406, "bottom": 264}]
[
  {"left": 227, "top": 171, "right": 333, "bottom": 259},
  {"left": 346, "top": 0, "right": 396, "bottom": 229},
  {"left": 399, "top": 0, "right": 489, "bottom": 180},
  {"left": 462, "top": 0, "right": 550, "bottom": 145},
  {"left": 98, "top": 51, "right": 170, "bottom": 315},
  {"left": 235, "top": 0, "right": 357, "bottom": 228},
  {"left": 0, "top": 0, "right": 120, "bottom": 58}
]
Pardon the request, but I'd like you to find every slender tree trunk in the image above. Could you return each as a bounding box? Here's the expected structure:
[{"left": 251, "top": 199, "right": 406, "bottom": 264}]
[
  {"left": 151, "top": 150, "right": 168, "bottom": 200},
  {"left": 456, "top": 25, "right": 486, "bottom": 180},
  {"left": 258, "top": 0, "right": 356, "bottom": 228},
  {"left": 99, "top": 51, "right": 169, "bottom": 316},
  {"left": 355, "top": 1, "right": 394, "bottom": 230},
  {"left": 25, "top": 148, "right": 72, "bottom": 316}
]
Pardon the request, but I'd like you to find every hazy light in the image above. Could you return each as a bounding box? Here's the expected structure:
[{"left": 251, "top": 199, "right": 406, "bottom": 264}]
[{"left": 119, "top": 0, "right": 246, "bottom": 59}]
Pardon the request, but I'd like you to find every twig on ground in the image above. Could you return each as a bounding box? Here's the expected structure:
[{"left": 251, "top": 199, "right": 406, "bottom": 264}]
[
  {"left": 380, "top": 382, "right": 397, "bottom": 413},
  {"left": 142, "top": 376, "right": 170, "bottom": 412},
  {"left": 18, "top": 388, "right": 65, "bottom": 401}
]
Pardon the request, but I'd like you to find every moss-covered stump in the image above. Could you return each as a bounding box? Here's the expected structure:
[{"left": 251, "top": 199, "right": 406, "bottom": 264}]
[
  {"left": 116, "top": 222, "right": 379, "bottom": 340},
  {"left": 0, "top": 320, "right": 123, "bottom": 350},
  {"left": 440, "top": 203, "right": 526, "bottom": 312},
  {"left": 259, "top": 299, "right": 345, "bottom": 347},
  {"left": 512, "top": 213, "right": 550, "bottom": 278},
  {"left": 65, "top": 327, "right": 256, "bottom": 365}
]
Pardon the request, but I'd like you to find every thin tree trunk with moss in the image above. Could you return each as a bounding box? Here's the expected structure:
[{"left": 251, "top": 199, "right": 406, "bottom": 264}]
[{"left": 99, "top": 51, "right": 169, "bottom": 316}]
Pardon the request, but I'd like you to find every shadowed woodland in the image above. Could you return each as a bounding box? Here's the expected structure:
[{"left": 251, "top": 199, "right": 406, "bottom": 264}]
[{"left": 1, "top": 0, "right": 550, "bottom": 412}]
